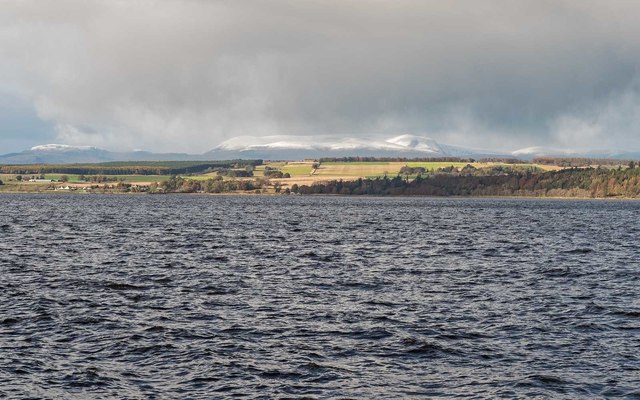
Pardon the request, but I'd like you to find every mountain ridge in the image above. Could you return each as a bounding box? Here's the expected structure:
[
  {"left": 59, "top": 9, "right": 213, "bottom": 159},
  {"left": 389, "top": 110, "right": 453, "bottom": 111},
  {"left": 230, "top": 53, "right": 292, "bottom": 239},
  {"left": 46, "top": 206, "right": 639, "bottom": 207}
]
[{"left": 1, "top": 135, "right": 639, "bottom": 164}]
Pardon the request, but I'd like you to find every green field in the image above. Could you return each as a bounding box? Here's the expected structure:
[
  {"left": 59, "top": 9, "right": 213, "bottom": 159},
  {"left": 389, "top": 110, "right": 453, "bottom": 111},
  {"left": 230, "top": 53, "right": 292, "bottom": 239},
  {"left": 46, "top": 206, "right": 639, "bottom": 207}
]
[
  {"left": 183, "top": 174, "right": 217, "bottom": 181},
  {"left": 321, "top": 161, "right": 391, "bottom": 165},
  {"left": 281, "top": 165, "right": 314, "bottom": 175}
]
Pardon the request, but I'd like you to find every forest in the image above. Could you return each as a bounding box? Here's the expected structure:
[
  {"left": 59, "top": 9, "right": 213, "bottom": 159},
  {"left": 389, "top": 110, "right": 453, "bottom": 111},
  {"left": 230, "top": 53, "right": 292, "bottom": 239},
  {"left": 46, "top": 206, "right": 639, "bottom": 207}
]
[
  {"left": 288, "top": 166, "right": 640, "bottom": 198},
  {"left": 531, "top": 157, "right": 634, "bottom": 167},
  {"left": 157, "top": 175, "right": 270, "bottom": 194}
]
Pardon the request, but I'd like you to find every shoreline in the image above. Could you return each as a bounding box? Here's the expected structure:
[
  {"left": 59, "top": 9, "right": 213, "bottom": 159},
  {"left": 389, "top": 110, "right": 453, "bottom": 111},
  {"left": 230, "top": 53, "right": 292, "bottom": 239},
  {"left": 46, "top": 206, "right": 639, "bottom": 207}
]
[{"left": 1, "top": 189, "right": 639, "bottom": 200}]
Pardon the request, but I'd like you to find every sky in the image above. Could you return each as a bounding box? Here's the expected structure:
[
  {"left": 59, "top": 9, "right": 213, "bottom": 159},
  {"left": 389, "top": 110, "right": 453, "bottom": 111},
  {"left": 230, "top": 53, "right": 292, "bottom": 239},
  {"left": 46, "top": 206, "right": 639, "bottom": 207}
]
[{"left": 2, "top": 0, "right": 640, "bottom": 154}]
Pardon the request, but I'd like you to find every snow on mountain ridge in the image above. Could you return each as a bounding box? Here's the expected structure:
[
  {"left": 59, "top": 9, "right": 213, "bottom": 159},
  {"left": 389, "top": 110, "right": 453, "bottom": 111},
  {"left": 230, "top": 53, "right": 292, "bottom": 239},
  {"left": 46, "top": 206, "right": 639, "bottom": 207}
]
[
  {"left": 511, "top": 146, "right": 546, "bottom": 156},
  {"left": 214, "top": 134, "right": 445, "bottom": 154},
  {"left": 30, "top": 144, "right": 98, "bottom": 152},
  {"left": 215, "top": 136, "right": 316, "bottom": 151},
  {"left": 510, "top": 146, "right": 590, "bottom": 157},
  {"left": 385, "top": 134, "right": 442, "bottom": 153},
  {"left": 11, "top": 139, "right": 638, "bottom": 163}
]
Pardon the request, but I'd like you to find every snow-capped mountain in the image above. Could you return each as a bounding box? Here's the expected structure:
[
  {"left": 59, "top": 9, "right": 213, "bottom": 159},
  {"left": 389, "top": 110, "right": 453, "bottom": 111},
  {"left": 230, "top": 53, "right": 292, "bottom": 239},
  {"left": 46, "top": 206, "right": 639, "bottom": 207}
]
[
  {"left": 209, "top": 134, "right": 640, "bottom": 160},
  {"left": 0, "top": 144, "right": 199, "bottom": 164},
  {"left": 2, "top": 135, "right": 639, "bottom": 164},
  {"left": 29, "top": 144, "right": 99, "bottom": 152},
  {"left": 207, "top": 134, "right": 494, "bottom": 159},
  {"left": 385, "top": 135, "right": 442, "bottom": 152},
  {"left": 214, "top": 134, "right": 444, "bottom": 153}
]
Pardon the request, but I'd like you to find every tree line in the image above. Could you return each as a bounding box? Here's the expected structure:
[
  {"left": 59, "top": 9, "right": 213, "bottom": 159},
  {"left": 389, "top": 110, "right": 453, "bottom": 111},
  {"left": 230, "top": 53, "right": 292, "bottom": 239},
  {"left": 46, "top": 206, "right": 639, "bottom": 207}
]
[
  {"left": 532, "top": 157, "right": 634, "bottom": 167},
  {"left": 318, "top": 156, "right": 529, "bottom": 164},
  {"left": 156, "top": 175, "right": 270, "bottom": 193},
  {"left": 289, "top": 167, "right": 640, "bottom": 198},
  {"left": 0, "top": 160, "right": 262, "bottom": 175}
]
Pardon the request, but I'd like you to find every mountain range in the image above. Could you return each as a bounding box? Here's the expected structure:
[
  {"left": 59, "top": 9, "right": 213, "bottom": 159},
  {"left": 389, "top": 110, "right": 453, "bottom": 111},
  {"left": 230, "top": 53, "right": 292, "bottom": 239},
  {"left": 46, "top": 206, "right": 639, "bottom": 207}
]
[{"left": 0, "top": 135, "right": 638, "bottom": 164}]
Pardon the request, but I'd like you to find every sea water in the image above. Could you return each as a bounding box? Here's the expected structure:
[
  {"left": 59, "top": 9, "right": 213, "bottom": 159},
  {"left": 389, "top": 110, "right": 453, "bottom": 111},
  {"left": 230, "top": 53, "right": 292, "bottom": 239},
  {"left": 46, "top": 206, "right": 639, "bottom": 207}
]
[{"left": 1, "top": 194, "right": 639, "bottom": 398}]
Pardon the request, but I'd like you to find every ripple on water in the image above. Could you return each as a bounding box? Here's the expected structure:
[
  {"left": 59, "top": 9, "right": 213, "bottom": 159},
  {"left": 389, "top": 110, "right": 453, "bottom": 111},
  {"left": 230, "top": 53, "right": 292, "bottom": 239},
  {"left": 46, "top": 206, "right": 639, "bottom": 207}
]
[{"left": 0, "top": 194, "right": 639, "bottom": 398}]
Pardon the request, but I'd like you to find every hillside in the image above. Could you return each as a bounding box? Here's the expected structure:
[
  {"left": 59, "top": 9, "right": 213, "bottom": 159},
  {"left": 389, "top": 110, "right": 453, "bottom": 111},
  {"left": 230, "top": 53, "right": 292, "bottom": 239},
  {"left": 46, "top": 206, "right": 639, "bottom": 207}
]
[
  {"left": 292, "top": 166, "right": 640, "bottom": 198},
  {"left": 0, "top": 145, "right": 201, "bottom": 164}
]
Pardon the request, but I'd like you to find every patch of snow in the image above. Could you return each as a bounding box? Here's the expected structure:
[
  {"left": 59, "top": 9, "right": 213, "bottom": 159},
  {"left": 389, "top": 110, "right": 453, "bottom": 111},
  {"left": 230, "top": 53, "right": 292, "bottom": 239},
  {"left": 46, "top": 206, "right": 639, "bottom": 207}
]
[
  {"left": 385, "top": 134, "right": 442, "bottom": 153},
  {"left": 30, "top": 144, "right": 97, "bottom": 152},
  {"left": 215, "top": 134, "right": 448, "bottom": 154},
  {"left": 511, "top": 146, "right": 548, "bottom": 156},
  {"left": 215, "top": 136, "right": 316, "bottom": 151}
]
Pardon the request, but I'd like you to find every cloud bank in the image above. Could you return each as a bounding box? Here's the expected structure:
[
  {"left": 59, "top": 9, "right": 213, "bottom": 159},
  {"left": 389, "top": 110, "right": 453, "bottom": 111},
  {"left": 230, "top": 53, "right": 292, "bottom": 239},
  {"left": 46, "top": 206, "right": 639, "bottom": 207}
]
[{"left": 2, "top": 0, "right": 640, "bottom": 153}]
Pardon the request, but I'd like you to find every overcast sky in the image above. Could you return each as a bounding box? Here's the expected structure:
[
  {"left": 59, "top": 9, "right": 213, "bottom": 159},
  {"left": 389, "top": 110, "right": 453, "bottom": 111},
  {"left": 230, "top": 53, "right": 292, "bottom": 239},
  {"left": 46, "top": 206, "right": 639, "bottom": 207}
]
[{"left": 2, "top": 0, "right": 640, "bottom": 153}]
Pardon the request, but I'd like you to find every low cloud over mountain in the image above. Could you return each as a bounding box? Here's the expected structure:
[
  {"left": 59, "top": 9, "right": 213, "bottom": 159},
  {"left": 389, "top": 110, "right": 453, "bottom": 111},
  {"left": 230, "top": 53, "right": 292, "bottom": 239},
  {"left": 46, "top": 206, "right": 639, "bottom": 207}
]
[{"left": 3, "top": 1, "right": 640, "bottom": 154}]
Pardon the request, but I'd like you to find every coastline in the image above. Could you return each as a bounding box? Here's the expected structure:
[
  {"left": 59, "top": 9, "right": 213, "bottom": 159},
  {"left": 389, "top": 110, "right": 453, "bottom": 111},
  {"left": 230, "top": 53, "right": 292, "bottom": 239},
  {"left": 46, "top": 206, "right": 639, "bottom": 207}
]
[{"left": 1, "top": 189, "right": 639, "bottom": 200}]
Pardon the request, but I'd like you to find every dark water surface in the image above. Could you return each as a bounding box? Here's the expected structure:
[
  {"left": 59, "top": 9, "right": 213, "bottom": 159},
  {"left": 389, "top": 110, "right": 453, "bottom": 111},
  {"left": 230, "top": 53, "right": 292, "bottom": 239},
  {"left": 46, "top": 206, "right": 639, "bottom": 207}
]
[{"left": 1, "top": 194, "right": 639, "bottom": 399}]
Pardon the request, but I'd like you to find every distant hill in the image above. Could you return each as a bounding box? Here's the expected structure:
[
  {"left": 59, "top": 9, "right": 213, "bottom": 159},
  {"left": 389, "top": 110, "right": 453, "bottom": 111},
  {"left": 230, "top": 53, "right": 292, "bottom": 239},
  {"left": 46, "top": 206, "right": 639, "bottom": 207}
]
[
  {"left": 1, "top": 136, "right": 639, "bottom": 164},
  {"left": 0, "top": 135, "right": 497, "bottom": 164},
  {"left": 511, "top": 146, "right": 640, "bottom": 160},
  {"left": 0, "top": 144, "right": 200, "bottom": 164},
  {"left": 204, "top": 134, "right": 502, "bottom": 160},
  {"left": 205, "top": 134, "right": 640, "bottom": 160}
]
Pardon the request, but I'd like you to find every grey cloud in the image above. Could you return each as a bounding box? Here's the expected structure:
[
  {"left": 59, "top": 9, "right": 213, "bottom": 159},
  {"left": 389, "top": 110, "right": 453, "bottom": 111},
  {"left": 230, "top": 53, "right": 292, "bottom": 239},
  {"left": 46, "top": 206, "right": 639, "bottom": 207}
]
[{"left": 2, "top": 0, "right": 640, "bottom": 152}]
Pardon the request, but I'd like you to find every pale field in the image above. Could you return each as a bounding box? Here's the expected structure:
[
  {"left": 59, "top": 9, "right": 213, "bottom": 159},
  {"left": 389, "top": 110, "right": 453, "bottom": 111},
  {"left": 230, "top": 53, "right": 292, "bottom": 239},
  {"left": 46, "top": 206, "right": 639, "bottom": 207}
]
[
  {"left": 264, "top": 162, "right": 287, "bottom": 168},
  {"left": 271, "top": 161, "right": 563, "bottom": 187},
  {"left": 315, "top": 161, "right": 545, "bottom": 177},
  {"left": 528, "top": 164, "right": 562, "bottom": 171},
  {"left": 321, "top": 161, "right": 390, "bottom": 165},
  {"left": 185, "top": 174, "right": 217, "bottom": 180},
  {"left": 314, "top": 163, "right": 404, "bottom": 176},
  {"left": 271, "top": 176, "right": 354, "bottom": 188},
  {"left": 252, "top": 166, "right": 265, "bottom": 177},
  {"left": 405, "top": 162, "right": 474, "bottom": 170}
]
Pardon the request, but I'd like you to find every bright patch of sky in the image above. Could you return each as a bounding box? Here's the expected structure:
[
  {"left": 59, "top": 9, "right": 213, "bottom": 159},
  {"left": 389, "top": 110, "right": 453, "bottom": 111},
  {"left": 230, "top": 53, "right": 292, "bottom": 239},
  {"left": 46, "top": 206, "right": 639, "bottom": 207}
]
[{"left": 0, "top": 90, "right": 55, "bottom": 153}]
